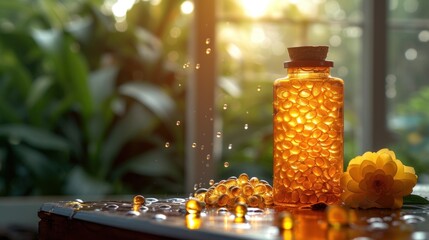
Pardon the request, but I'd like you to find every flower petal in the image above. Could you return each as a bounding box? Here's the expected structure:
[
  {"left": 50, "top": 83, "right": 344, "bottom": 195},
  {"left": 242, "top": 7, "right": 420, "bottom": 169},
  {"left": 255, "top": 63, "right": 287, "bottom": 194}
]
[
  {"left": 349, "top": 165, "right": 362, "bottom": 182},
  {"left": 382, "top": 160, "right": 397, "bottom": 176},
  {"left": 347, "top": 179, "right": 361, "bottom": 193}
]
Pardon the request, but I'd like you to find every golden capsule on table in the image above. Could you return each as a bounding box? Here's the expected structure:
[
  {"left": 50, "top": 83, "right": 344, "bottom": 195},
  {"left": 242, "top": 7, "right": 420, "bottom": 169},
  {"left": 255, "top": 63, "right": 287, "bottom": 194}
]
[
  {"left": 327, "top": 205, "right": 349, "bottom": 228},
  {"left": 234, "top": 203, "right": 248, "bottom": 218},
  {"left": 238, "top": 173, "right": 249, "bottom": 185},
  {"left": 277, "top": 211, "right": 294, "bottom": 230},
  {"left": 235, "top": 196, "right": 247, "bottom": 205},
  {"left": 242, "top": 183, "right": 254, "bottom": 196},
  {"left": 215, "top": 184, "right": 227, "bottom": 194},
  {"left": 133, "top": 195, "right": 145, "bottom": 205},
  {"left": 254, "top": 184, "right": 267, "bottom": 194},
  {"left": 217, "top": 194, "right": 230, "bottom": 207},
  {"left": 247, "top": 195, "right": 259, "bottom": 207},
  {"left": 186, "top": 199, "right": 203, "bottom": 214},
  {"left": 229, "top": 186, "right": 242, "bottom": 197}
]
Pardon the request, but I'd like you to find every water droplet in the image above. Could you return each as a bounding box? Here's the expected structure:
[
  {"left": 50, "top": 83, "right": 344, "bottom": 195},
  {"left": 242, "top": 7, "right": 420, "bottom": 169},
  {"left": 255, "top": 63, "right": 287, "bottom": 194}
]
[
  {"left": 194, "top": 184, "right": 198, "bottom": 190},
  {"left": 228, "top": 144, "right": 232, "bottom": 150},
  {"left": 412, "top": 231, "right": 429, "bottom": 240},
  {"left": 205, "top": 38, "right": 210, "bottom": 44},
  {"left": 257, "top": 85, "right": 261, "bottom": 92},
  {"left": 402, "top": 215, "right": 426, "bottom": 224},
  {"left": 145, "top": 198, "right": 159, "bottom": 204},
  {"left": 368, "top": 221, "right": 389, "bottom": 230},
  {"left": 176, "top": 121, "right": 181, "bottom": 126},
  {"left": 158, "top": 204, "right": 172, "bottom": 210},
  {"left": 200, "top": 145, "right": 205, "bottom": 150},
  {"left": 205, "top": 163, "right": 210, "bottom": 167},
  {"left": 206, "top": 48, "right": 211, "bottom": 54},
  {"left": 185, "top": 214, "right": 201, "bottom": 230},
  {"left": 178, "top": 83, "right": 182, "bottom": 87},
  {"left": 206, "top": 154, "right": 211, "bottom": 160},
  {"left": 224, "top": 162, "right": 230, "bottom": 168},
  {"left": 216, "top": 132, "right": 222, "bottom": 138},
  {"left": 153, "top": 214, "right": 167, "bottom": 221},
  {"left": 192, "top": 143, "right": 197, "bottom": 148},
  {"left": 126, "top": 211, "right": 140, "bottom": 217},
  {"left": 140, "top": 206, "right": 149, "bottom": 212},
  {"left": 244, "top": 124, "right": 249, "bottom": 130},
  {"left": 209, "top": 179, "right": 215, "bottom": 185},
  {"left": 105, "top": 204, "right": 119, "bottom": 210},
  {"left": 223, "top": 104, "right": 228, "bottom": 110},
  {"left": 217, "top": 207, "right": 228, "bottom": 214},
  {"left": 195, "top": 63, "right": 200, "bottom": 69},
  {"left": 165, "top": 142, "right": 170, "bottom": 148},
  {"left": 183, "top": 62, "right": 190, "bottom": 69}
]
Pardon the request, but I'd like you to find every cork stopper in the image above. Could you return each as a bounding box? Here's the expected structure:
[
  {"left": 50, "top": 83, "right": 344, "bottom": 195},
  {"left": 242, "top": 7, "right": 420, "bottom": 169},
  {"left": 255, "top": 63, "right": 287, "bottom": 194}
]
[{"left": 284, "top": 46, "right": 333, "bottom": 68}]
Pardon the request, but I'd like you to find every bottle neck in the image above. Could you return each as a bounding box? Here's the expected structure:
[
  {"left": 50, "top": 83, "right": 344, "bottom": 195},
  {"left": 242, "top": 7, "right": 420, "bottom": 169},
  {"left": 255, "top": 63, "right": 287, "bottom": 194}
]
[{"left": 286, "top": 67, "right": 331, "bottom": 78}]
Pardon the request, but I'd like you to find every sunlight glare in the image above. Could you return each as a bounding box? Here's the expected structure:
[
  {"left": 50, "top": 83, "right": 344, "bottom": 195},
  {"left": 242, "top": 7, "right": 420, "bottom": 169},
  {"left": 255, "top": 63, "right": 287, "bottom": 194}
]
[
  {"left": 240, "top": 0, "right": 270, "bottom": 18},
  {"left": 112, "top": 0, "right": 136, "bottom": 18},
  {"left": 181, "top": 1, "right": 194, "bottom": 15}
]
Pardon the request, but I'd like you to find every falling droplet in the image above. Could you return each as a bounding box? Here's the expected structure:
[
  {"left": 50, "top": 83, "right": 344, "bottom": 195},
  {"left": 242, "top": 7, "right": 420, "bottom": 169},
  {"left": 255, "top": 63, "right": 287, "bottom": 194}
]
[
  {"left": 192, "top": 143, "right": 197, "bottom": 148},
  {"left": 228, "top": 144, "right": 232, "bottom": 150},
  {"left": 200, "top": 145, "right": 205, "bottom": 150},
  {"left": 244, "top": 124, "right": 249, "bottom": 130},
  {"left": 223, "top": 104, "right": 228, "bottom": 110},
  {"left": 205, "top": 38, "right": 210, "bottom": 44},
  {"left": 206, "top": 154, "right": 211, "bottom": 160},
  {"left": 195, "top": 63, "right": 200, "bottom": 69},
  {"left": 206, "top": 48, "right": 211, "bottom": 54},
  {"left": 176, "top": 121, "right": 181, "bottom": 126},
  {"left": 165, "top": 142, "right": 170, "bottom": 148},
  {"left": 216, "top": 132, "right": 222, "bottom": 138},
  {"left": 194, "top": 184, "right": 198, "bottom": 190},
  {"left": 209, "top": 179, "right": 215, "bottom": 185},
  {"left": 178, "top": 83, "right": 182, "bottom": 87},
  {"left": 224, "top": 162, "right": 230, "bottom": 168},
  {"left": 183, "top": 62, "right": 190, "bottom": 69},
  {"left": 257, "top": 85, "right": 261, "bottom": 92}
]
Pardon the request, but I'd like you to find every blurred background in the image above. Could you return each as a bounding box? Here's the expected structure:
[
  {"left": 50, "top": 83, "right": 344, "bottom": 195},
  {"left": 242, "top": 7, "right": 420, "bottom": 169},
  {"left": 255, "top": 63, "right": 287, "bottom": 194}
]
[{"left": 0, "top": 0, "right": 429, "bottom": 237}]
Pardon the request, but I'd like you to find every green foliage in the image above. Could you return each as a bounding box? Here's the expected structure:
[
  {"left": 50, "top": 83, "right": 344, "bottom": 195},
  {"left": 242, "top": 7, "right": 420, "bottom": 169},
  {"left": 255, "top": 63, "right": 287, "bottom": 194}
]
[{"left": 0, "top": 0, "right": 185, "bottom": 196}]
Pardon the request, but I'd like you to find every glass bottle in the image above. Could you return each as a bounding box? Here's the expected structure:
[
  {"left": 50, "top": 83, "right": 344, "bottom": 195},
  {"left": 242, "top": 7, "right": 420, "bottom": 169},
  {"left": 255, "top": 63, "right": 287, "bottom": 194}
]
[{"left": 273, "top": 46, "right": 344, "bottom": 207}]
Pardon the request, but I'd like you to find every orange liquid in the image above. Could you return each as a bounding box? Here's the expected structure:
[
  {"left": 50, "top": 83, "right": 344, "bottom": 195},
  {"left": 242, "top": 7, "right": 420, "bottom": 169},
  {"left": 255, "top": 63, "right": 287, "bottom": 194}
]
[{"left": 273, "top": 75, "right": 344, "bottom": 207}]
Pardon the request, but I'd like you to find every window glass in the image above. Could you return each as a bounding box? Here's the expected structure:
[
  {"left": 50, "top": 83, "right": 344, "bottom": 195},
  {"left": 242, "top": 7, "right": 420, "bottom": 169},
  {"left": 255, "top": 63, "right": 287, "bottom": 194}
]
[{"left": 388, "top": 0, "right": 429, "bottom": 180}]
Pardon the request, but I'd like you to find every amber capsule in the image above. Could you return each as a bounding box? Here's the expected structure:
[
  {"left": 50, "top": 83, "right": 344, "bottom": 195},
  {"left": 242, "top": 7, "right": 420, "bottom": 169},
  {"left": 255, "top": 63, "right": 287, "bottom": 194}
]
[
  {"left": 238, "top": 173, "right": 249, "bottom": 185},
  {"left": 133, "top": 195, "right": 145, "bottom": 205},
  {"left": 247, "top": 195, "right": 259, "bottom": 207},
  {"left": 234, "top": 203, "right": 248, "bottom": 218},
  {"left": 242, "top": 183, "right": 254, "bottom": 196},
  {"left": 327, "top": 205, "right": 349, "bottom": 228},
  {"left": 277, "top": 211, "right": 294, "bottom": 230},
  {"left": 217, "top": 194, "right": 230, "bottom": 207},
  {"left": 186, "top": 199, "right": 203, "bottom": 214}
]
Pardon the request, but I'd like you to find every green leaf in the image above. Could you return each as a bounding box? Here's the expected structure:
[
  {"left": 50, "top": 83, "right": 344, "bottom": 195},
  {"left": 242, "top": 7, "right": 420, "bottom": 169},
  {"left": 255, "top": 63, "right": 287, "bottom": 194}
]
[
  {"left": 64, "top": 166, "right": 111, "bottom": 195},
  {"left": 99, "top": 104, "right": 156, "bottom": 177},
  {"left": 0, "top": 124, "right": 69, "bottom": 151},
  {"left": 113, "top": 150, "right": 180, "bottom": 179},
  {"left": 119, "top": 82, "right": 175, "bottom": 125},
  {"left": 404, "top": 194, "right": 429, "bottom": 205},
  {"left": 89, "top": 67, "right": 118, "bottom": 107}
]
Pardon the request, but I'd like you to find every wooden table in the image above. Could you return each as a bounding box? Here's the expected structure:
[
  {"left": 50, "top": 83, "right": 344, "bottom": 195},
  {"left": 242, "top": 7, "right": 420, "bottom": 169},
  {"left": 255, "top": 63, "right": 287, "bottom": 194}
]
[{"left": 38, "top": 185, "right": 429, "bottom": 240}]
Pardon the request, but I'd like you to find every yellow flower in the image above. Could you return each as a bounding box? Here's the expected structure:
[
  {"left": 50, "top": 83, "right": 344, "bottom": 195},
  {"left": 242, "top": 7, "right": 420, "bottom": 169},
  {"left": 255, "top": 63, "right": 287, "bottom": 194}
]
[{"left": 341, "top": 148, "right": 417, "bottom": 209}]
